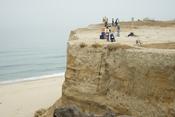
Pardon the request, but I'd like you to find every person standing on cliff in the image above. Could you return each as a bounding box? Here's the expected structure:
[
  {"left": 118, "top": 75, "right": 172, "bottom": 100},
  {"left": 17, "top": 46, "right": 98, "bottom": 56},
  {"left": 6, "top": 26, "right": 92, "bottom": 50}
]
[
  {"left": 105, "top": 26, "right": 110, "bottom": 41},
  {"left": 112, "top": 18, "right": 115, "bottom": 26},
  {"left": 115, "top": 18, "right": 119, "bottom": 27},
  {"left": 103, "top": 16, "right": 108, "bottom": 27},
  {"left": 116, "top": 24, "right": 120, "bottom": 37}
]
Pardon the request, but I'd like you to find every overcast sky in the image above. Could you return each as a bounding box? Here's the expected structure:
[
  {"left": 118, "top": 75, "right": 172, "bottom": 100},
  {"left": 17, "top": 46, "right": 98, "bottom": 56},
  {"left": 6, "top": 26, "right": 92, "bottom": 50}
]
[{"left": 0, "top": 0, "right": 175, "bottom": 49}]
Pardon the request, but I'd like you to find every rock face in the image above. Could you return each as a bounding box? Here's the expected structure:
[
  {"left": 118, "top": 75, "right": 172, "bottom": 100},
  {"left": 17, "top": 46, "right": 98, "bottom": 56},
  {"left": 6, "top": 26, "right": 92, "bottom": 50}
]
[
  {"left": 53, "top": 106, "right": 85, "bottom": 117},
  {"left": 53, "top": 105, "right": 116, "bottom": 117},
  {"left": 40, "top": 22, "right": 175, "bottom": 117}
]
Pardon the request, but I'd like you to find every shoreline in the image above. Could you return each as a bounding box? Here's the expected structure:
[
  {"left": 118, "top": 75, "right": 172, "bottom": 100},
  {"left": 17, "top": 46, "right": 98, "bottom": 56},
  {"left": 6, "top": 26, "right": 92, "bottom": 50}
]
[
  {"left": 0, "top": 72, "right": 65, "bottom": 85},
  {"left": 0, "top": 75, "right": 65, "bottom": 117}
]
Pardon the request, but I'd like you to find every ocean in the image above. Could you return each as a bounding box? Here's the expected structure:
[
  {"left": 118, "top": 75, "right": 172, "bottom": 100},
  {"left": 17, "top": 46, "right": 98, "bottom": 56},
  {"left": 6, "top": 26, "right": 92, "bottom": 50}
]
[{"left": 0, "top": 43, "right": 67, "bottom": 84}]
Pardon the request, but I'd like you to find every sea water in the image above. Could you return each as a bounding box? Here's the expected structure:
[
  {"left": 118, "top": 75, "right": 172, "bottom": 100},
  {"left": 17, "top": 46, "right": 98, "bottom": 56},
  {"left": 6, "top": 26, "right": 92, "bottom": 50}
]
[{"left": 0, "top": 45, "right": 67, "bottom": 84}]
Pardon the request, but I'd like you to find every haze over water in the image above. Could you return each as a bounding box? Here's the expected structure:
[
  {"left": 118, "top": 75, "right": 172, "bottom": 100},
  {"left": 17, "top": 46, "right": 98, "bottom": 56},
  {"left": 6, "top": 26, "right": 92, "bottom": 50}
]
[{"left": 0, "top": 0, "right": 175, "bottom": 82}]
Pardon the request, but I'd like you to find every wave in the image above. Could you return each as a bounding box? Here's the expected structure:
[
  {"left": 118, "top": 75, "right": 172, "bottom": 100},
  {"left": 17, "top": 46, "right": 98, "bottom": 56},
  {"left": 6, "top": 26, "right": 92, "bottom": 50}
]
[
  {"left": 0, "top": 72, "right": 65, "bottom": 85},
  {"left": 0, "top": 52, "right": 66, "bottom": 60},
  {"left": 0, "top": 63, "right": 65, "bottom": 69},
  {"left": 0, "top": 66, "right": 65, "bottom": 76}
]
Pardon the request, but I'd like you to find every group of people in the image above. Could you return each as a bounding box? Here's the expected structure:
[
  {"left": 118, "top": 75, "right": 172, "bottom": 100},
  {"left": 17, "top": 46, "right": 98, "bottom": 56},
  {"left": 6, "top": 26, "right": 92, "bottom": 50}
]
[{"left": 100, "top": 17, "right": 120, "bottom": 42}]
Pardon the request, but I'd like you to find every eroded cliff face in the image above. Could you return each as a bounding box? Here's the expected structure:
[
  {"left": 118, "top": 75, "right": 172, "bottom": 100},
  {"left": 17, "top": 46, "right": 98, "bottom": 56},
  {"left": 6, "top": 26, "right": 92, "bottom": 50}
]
[{"left": 40, "top": 23, "right": 175, "bottom": 117}]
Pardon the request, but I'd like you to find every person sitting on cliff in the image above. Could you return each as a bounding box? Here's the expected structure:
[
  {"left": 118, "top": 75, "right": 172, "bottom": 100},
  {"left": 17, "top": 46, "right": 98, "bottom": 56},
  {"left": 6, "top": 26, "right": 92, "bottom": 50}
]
[
  {"left": 105, "top": 27, "right": 110, "bottom": 41},
  {"left": 110, "top": 30, "right": 116, "bottom": 42},
  {"left": 128, "top": 32, "right": 137, "bottom": 37},
  {"left": 100, "top": 28, "right": 106, "bottom": 39}
]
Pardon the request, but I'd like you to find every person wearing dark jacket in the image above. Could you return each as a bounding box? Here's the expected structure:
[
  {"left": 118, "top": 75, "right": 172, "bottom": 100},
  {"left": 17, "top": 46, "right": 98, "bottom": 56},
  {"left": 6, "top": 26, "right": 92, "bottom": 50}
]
[
  {"left": 115, "top": 18, "right": 119, "bottom": 26},
  {"left": 110, "top": 31, "right": 115, "bottom": 42},
  {"left": 112, "top": 18, "right": 115, "bottom": 26},
  {"left": 117, "top": 25, "right": 120, "bottom": 37}
]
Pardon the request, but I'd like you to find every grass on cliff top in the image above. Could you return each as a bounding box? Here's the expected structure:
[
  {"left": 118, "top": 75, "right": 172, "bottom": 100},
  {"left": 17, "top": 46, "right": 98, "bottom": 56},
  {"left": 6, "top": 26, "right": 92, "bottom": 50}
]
[
  {"left": 80, "top": 42, "right": 87, "bottom": 48},
  {"left": 142, "top": 43, "right": 175, "bottom": 49},
  {"left": 91, "top": 43, "right": 103, "bottom": 48},
  {"left": 79, "top": 42, "right": 133, "bottom": 50},
  {"left": 80, "top": 42, "right": 103, "bottom": 48},
  {"left": 91, "top": 42, "right": 132, "bottom": 50},
  {"left": 107, "top": 43, "right": 133, "bottom": 51}
]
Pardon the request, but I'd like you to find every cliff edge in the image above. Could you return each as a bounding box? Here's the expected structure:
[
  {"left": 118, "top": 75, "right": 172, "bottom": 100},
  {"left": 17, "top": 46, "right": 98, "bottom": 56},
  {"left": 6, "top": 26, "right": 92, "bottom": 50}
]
[{"left": 38, "top": 21, "right": 175, "bottom": 117}]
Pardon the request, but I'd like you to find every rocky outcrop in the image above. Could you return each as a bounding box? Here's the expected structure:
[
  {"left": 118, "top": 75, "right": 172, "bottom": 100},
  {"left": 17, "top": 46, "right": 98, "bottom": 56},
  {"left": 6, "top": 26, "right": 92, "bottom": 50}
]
[
  {"left": 39, "top": 23, "right": 175, "bottom": 117},
  {"left": 53, "top": 105, "right": 116, "bottom": 117}
]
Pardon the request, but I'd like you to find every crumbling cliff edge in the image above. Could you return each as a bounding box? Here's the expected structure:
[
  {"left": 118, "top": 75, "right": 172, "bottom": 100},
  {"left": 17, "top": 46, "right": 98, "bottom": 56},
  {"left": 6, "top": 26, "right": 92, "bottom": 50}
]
[{"left": 37, "top": 21, "right": 175, "bottom": 117}]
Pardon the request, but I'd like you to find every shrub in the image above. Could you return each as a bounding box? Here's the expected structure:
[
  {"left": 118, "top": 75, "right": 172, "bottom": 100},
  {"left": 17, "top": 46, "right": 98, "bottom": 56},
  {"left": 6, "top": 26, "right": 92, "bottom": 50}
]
[
  {"left": 34, "top": 108, "right": 46, "bottom": 117},
  {"left": 79, "top": 42, "right": 87, "bottom": 48},
  {"left": 108, "top": 44, "right": 132, "bottom": 51},
  {"left": 92, "top": 43, "right": 102, "bottom": 48}
]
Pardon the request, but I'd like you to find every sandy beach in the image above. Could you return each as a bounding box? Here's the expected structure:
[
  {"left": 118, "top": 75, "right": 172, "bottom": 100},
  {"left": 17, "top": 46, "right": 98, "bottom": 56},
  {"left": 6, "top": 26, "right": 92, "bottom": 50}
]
[{"left": 0, "top": 76, "right": 65, "bottom": 117}]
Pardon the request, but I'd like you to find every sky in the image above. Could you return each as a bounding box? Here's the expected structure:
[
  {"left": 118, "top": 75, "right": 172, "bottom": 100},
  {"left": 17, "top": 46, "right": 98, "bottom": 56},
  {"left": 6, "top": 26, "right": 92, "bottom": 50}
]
[{"left": 0, "top": 0, "right": 175, "bottom": 49}]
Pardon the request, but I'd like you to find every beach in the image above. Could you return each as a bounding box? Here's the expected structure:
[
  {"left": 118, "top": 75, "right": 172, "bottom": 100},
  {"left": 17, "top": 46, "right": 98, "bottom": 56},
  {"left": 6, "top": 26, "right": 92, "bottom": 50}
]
[{"left": 0, "top": 76, "right": 65, "bottom": 117}]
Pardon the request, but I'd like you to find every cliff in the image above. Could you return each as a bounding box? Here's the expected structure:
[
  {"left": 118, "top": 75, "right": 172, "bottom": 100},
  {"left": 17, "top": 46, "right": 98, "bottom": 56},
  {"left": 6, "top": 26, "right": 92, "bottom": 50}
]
[{"left": 38, "top": 21, "right": 175, "bottom": 117}]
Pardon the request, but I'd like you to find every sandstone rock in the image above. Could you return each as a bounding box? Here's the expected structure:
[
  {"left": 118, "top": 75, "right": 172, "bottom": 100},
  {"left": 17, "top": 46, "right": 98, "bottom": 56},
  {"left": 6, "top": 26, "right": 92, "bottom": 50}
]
[
  {"left": 53, "top": 105, "right": 84, "bottom": 117},
  {"left": 53, "top": 105, "right": 117, "bottom": 117},
  {"left": 117, "top": 115, "right": 131, "bottom": 117},
  {"left": 102, "top": 112, "right": 116, "bottom": 117}
]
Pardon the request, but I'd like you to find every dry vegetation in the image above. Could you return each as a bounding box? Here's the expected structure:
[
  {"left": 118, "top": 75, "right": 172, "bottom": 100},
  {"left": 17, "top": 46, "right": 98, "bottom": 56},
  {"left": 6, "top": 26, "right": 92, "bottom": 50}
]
[
  {"left": 80, "top": 42, "right": 87, "bottom": 48},
  {"left": 34, "top": 109, "right": 46, "bottom": 117},
  {"left": 91, "top": 43, "right": 102, "bottom": 48},
  {"left": 142, "top": 43, "right": 175, "bottom": 49},
  {"left": 107, "top": 43, "right": 133, "bottom": 51}
]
